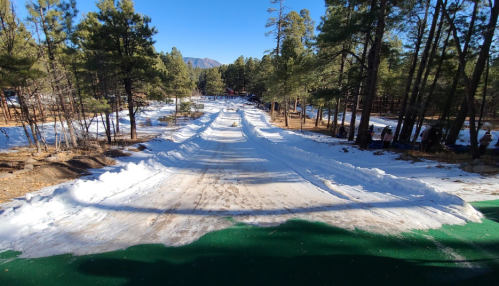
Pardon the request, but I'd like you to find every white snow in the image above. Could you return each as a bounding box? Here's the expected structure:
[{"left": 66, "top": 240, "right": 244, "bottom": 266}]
[{"left": 0, "top": 98, "right": 496, "bottom": 258}]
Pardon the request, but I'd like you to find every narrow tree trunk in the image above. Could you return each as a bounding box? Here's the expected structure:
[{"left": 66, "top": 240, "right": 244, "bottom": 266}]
[
  {"left": 442, "top": 0, "right": 499, "bottom": 157},
  {"left": 38, "top": 6, "right": 78, "bottom": 148},
  {"left": 124, "top": 76, "right": 137, "bottom": 139},
  {"left": 105, "top": 111, "right": 112, "bottom": 144},
  {"left": 332, "top": 98, "right": 340, "bottom": 135},
  {"left": 116, "top": 92, "right": 120, "bottom": 134},
  {"left": 14, "top": 93, "right": 34, "bottom": 147},
  {"left": 284, "top": 95, "right": 289, "bottom": 127},
  {"left": 327, "top": 106, "right": 331, "bottom": 129},
  {"left": 0, "top": 91, "right": 10, "bottom": 123},
  {"left": 401, "top": 0, "right": 440, "bottom": 141},
  {"left": 477, "top": 56, "right": 490, "bottom": 133},
  {"left": 349, "top": 35, "right": 369, "bottom": 141},
  {"left": 394, "top": 0, "right": 430, "bottom": 142},
  {"left": 342, "top": 95, "right": 348, "bottom": 127},
  {"left": 315, "top": 107, "right": 320, "bottom": 127},
  {"left": 358, "top": 0, "right": 387, "bottom": 148},
  {"left": 413, "top": 20, "right": 451, "bottom": 144}
]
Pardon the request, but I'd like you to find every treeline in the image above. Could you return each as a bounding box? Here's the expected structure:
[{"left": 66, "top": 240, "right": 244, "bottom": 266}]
[
  {"left": 200, "top": 0, "right": 499, "bottom": 159},
  {"left": 2, "top": 0, "right": 499, "bottom": 159},
  {"left": 0, "top": 0, "right": 199, "bottom": 152}
]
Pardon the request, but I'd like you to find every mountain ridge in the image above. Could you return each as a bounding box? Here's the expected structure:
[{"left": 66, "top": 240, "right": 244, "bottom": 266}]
[{"left": 183, "top": 57, "right": 222, "bottom": 69}]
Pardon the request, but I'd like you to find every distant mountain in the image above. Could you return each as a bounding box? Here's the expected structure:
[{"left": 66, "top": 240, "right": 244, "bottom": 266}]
[{"left": 183, "top": 57, "right": 222, "bottom": 69}]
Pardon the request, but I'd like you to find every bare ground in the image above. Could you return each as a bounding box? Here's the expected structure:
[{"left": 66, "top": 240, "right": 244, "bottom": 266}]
[{"left": 0, "top": 137, "right": 152, "bottom": 205}]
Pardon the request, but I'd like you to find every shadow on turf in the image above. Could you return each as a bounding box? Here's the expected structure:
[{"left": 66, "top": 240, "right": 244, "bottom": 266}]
[
  {"left": 2, "top": 220, "right": 497, "bottom": 286},
  {"left": 74, "top": 220, "right": 497, "bottom": 286},
  {"left": 77, "top": 254, "right": 499, "bottom": 286},
  {"left": 474, "top": 206, "right": 499, "bottom": 223}
]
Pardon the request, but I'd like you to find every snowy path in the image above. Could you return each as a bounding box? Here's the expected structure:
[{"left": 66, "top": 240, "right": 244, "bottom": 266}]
[{"left": 0, "top": 105, "right": 483, "bottom": 258}]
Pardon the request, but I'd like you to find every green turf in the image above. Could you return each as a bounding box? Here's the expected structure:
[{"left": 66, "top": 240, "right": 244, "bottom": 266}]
[{"left": 1, "top": 200, "right": 498, "bottom": 285}]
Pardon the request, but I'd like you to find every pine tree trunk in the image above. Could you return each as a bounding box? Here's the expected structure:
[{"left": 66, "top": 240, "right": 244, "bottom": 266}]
[
  {"left": 394, "top": 1, "right": 430, "bottom": 143},
  {"left": 105, "top": 111, "right": 112, "bottom": 144},
  {"left": 38, "top": 6, "right": 78, "bottom": 148},
  {"left": 327, "top": 106, "right": 331, "bottom": 129},
  {"left": 116, "top": 92, "right": 120, "bottom": 134},
  {"left": 477, "top": 56, "right": 490, "bottom": 133},
  {"left": 349, "top": 35, "right": 369, "bottom": 142},
  {"left": 401, "top": 0, "right": 440, "bottom": 141},
  {"left": 0, "top": 92, "right": 10, "bottom": 123},
  {"left": 125, "top": 78, "right": 137, "bottom": 139},
  {"left": 332, "top": 98, "right": 340, "bottom": 135},
  {"left": 358, "top": 0, "right": 388, "bottom": 148},
  {"left": 342, "top": 95, "right": 348, "bottom": 127},
  {"left": 413, "top": 20, "right": 451, "bottom": 144},
  {"left": 284, "top": 95, "right": 289, "bottom": 127},
  {"left": 441, "top": 0, "right": 499, "bottom": 158},
  {"left": 315, "top": 107, "right": 320, "bottom": 127}
]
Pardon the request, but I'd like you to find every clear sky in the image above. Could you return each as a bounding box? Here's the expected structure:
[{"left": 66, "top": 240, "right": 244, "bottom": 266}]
[{"left": 14, "top": 0, "right": 327, "bottom": 65}]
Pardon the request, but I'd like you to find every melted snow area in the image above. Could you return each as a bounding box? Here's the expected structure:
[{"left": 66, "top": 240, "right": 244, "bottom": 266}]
[{"left": 0, "top": 99, "right": 489, "bottom": 258}]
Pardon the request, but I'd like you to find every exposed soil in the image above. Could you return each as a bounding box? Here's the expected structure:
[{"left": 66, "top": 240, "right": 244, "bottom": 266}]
[
  {"left": 272, "top": 111, "right": 339, "bottom": 136},
  {"left": 0, "top": 138, "right": 150, "bottom": 205}
]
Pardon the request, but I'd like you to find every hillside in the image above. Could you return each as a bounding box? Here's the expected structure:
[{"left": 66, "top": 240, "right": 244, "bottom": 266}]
[{"left": 183, "top": 57, "right": 222, "bottom": 69}]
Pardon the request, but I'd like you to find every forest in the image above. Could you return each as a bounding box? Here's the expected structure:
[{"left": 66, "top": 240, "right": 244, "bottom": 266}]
[{"left": 1, "top": 0, "right": 498, "bottom": 159}]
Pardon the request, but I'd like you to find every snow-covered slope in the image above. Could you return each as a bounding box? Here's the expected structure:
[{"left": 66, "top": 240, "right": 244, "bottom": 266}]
[{"left": 0, "top": 99, "right": 491, "bottom": 258}]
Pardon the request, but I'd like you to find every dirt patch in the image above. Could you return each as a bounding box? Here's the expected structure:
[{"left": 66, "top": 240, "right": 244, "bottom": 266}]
[
  {"left": 0, "top": 137, "right": 153, "bottom": 205},
  {"left": 271, "top": 111, "right": 340, "bottom": 136},
  {"left": 0, "top": 151, "right": 116, "bottom": 204},
  {"left": 104, "top": 149, "right": 132, "bottom": 158}
]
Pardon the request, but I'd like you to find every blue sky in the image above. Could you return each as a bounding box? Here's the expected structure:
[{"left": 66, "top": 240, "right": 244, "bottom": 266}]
[{"left": 15, "top": 0, "right": 327, "bottom": 64}]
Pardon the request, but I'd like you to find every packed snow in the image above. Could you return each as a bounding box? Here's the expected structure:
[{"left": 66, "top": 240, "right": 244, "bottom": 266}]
[{"left": 0, "top": 98, "right": 497, "bottom": 258}]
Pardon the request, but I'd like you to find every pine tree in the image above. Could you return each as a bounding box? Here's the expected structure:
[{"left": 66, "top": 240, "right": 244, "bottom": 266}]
[
  {"left": 205, "top": 68, "right": 225, "bottom": 96},
  {"left": 80, "top": 0, "right": 158, "bottom": 140},
  {"left": 161, "top": 47, "right": 194, "bottom": 125}
]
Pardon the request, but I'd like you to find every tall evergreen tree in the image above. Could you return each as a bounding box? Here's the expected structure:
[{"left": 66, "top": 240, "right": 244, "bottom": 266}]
[
  {"left": 205, "top": 67, "right": 225, "bottom": 96},
  {"left": 161, "top": 47, "right": 194, "bottom": 125},
  {"left": 80, "top": 0, "right": 157, "bottom": 140}
]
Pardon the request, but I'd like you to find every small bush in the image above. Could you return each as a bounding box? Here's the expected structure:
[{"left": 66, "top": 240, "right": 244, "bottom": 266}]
[{"left": 179, "top": 101, "right": 193, "bottom": 113}]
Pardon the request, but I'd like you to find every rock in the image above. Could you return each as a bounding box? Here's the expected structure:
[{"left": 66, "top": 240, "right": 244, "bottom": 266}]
[
  {"left": 24, "top": 164, "right": 34, "bottom": 170},
  {"left": 13, "top": 169, "right": 30, "bottom": 175},
  {"left": 463, "top": 165, "right": 474, "bottom": 173},
  {"left": 43, "top": 156, "right": 59, "bottom": 163},
  {"left": 26, "top": 158, "right": 38, "bottom": 164},
  {"left": 473, "top": 165, "right": 499, "bottom": 174},
  {"left": 0, "top": 173, "right": 16, "bottom": 180},
  {"left": 472, "top": 159, "right": 485, "bottom": 166},
  {"left": 32, "top": 152, "right": 44, "bottom": 157},
  {"left": 55, "top": 152, "right": 71, "bottom": 162},
  {"left": 0, "top": 163, "right": 15, "bottom": 168}
]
